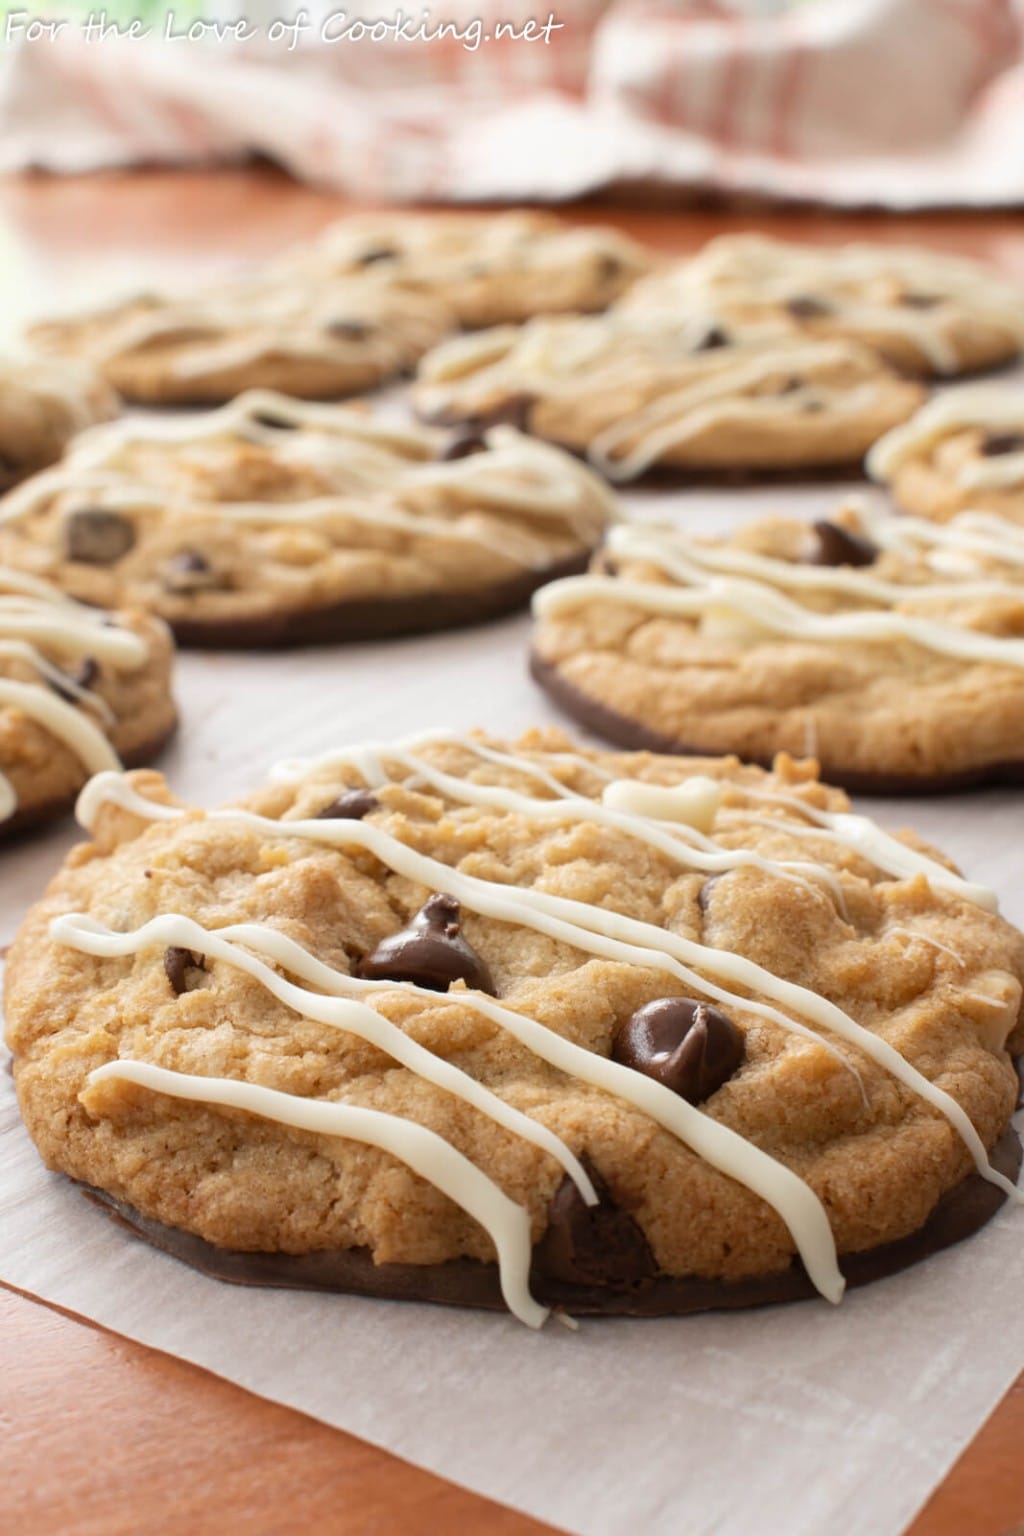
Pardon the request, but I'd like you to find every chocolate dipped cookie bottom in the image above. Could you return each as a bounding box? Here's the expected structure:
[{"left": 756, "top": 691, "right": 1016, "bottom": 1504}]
[{"left": 79, "top": 1125, "right": 1019, "bottom": 1318}]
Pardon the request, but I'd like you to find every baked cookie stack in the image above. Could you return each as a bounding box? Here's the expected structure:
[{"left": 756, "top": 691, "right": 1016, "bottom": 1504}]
[{"left": 3, "top": 213, "right": 1024, "bottom": 1328}]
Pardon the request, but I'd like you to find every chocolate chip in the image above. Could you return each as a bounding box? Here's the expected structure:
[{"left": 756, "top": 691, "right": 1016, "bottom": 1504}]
[
  {"left": 326, "top": 319, "right": 372, "bottom": 342},
  {"left": 356, "top": 245, "right": 399, "bottom": 266},
  {"left": 461, "top": 393, "right": 535, "bottom": 436},
  {"left": 695, "top": 323, "right": 730, "bottom": 351},
  {"left": 612, "top": 997, "right": 744, "bottom": 1104},
  {"left": 164, "top": 947, "right": 208, "bottom": 995},
  {"left": 597, "top": 252, "right": 623, "bottom": 282},
  {"left": 250, "top": 410, "right": 296, "bottom": 430},
  {"left": 49, "top": 656, "right": 99, "bottom": 704},
  {"left": 900, "top": 292, "right": 942, "bottom": 309},
  {"left": 811, "top": 519, "right": 878, "bottom": 568},
  {"left": 356, "top": 893, "right": 494, "bottom": 994},
  {"left": 786, "top": 294, "right": 832, "bottom": 319},
  {"left": 439, "top": 427, "right": 488, "bottom": 462},
  {"left": 315, "top": 788, "right": 379, "bottom": 820},
  {"left": 981, "top": 431, "right": 1024, "bottom": 457},
  {"left": 65, "top": 509, "right": 136, "bottom": 565},
  {"left": 532, "top": 1161, "right": 656, "bottom": 1290},
  {"left": 163, "top": 549, "right": 218, "bottom": 593}
]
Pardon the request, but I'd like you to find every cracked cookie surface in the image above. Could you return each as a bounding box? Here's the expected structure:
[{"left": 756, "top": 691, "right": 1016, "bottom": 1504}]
[{"left": 6, "top": 728, "right": 1021, "bottom": 1322}]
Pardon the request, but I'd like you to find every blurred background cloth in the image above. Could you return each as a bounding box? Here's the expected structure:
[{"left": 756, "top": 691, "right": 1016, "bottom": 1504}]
[{"left": 2, "top": 0, "right": 1023, "bottom": 207}]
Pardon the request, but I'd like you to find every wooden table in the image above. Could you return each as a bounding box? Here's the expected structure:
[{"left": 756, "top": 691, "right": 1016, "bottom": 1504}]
[{"left": 1, "top": 168, "right": 1022, "bottom": 1536}]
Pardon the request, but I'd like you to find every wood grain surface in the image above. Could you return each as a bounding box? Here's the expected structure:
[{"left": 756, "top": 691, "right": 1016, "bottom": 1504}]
[{"left": 0, "top": 166, "right": 1022, "bottom": 1536}]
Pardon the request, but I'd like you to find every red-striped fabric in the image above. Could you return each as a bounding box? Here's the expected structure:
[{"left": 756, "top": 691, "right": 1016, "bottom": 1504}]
[{"left": 1, "top": 0, "right": 1022, "bottom": 206}]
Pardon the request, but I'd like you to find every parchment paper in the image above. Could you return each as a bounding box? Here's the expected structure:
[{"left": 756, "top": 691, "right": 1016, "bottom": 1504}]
[{"left": 2, "top": 476, "right": 1022, "bottom": 1536}]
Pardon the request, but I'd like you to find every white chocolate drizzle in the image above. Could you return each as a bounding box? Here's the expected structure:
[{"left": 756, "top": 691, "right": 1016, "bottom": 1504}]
[
  {"left": 867, "top": 387, "right": 1024, "bottom": 488},
  {"left": 627, "top": 237, "right": 1024, "bottom": 374},
  {"left": 416, "top": 317, "right": 910, "bottom": 482},
  {"left": 532, "top": 522, "right": 1024, "bottom": 674},
  {"left": 86, "top": 1058, "right": 546, "bottom": 1329},
  {"left": 0, "top": 569, "right": 148, "bottom": 820},
  {"left": 1, "top": 393, "right": 616, "bottom": 571}
]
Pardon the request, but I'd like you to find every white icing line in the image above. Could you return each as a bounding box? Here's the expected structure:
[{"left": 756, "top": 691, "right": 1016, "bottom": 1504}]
[
  {"left": 532, "top": 570, "right": 1024, "bottom": 673},
  {"left": 85, "top": 1059, "right": 546, "bottom": 1329},
  {"left": 71, "top": 769, "right": 1019, "bottom": 1203},
  {"left": 52, "top": 911, "right": 595, "bottom": 1204},
  {"left": 867, "top": 386, "right": 1024, "bottom": 481}
]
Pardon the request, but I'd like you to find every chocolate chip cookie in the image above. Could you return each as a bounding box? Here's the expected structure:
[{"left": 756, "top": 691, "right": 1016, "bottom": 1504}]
[
  {"left": 0, "top": 355, "right": 117, "bottom": 492},
  {"left": 0, "top": 391, "right": 617, "bottom": 646},
  {"left": 0, "top": 566, "right": 176, "bottom": 836},
  {"left": 621, "top": 235, "right": 1024, "bottom": 378},
  {"left": 7, "top": 729, "right": 1021, "bottom": 1325},
  {"left": 26, "top": 273, "right": 453, "bottom": 406},
  {"left": 869, "top": 385, "right": 1024, "bottom": 524},
  {"left": 415, "top": 316, "right": 924, "bottom": 481},
  {"left": 284, "top": 210, "right": 653, "bottom": 328},
  {"left": 531, "top": 506, "right": 1024, "bottom": 792}
]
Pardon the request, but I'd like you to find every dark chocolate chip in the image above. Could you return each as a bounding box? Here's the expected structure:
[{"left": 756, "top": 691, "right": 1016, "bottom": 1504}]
[
  {"left": 532, "top": 1160, "right": 656, "bottom": 1290},
  {"left": 355, "top": 245, "right": 399, "bottom": 266},
  {"left": 439, "top": 427, "right": 488, "bottom": 462},
  {"left": 315, "top": 788, "right": 379, "bottom": 820},
  {"left": 981, "top": 431, "right": 1024, "bottom": 457},
  {"left": 49, "top": 656, "right": 99, "bottom": 704},
  {"left": 785, "top": 294, "right": 832, "bottom": 319},
  {"left": 612, "top": 997, "right": 744, "bottom": 1104},
  {"left": 356, "top": 893, "right": 494, "bottom": 994},
  {"left": 250, "top": 410, "right": 297, "bottom": 430},
  {"left": 461, "top": 393, "right": 535, "bottom": 436},
  {"left": 810, "top": 518, "right": 878, "bottom": 568},
  {"left": 899, "top": 292, "right": 942, "bottom": 309},
  {"left": 65, "top": 509, "right": 136, "bottom": 565},
  {"left": 326, "top": 319, "right": 372, "bottom": 342},
  {"left": 163, "top": 549, "right": 218, "bottom": 593},
  {"left": 695, "top": 323, "right": 730, "bottom": 351},
  {"left": 164, "top": 947, "right": 208, "bottom": 995}
]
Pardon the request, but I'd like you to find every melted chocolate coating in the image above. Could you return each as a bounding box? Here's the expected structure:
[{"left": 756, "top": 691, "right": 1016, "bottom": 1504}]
[
  {"left": 810, "top": 519, "right": 878, "bottom": 568},
  {"left": 164, "top": 946, "right": 208, "bottom": 995},
  {"left": 65, "top": 509, "right": 136, "bottom": 565},
  {"left": 78, "top": 1125, "right": 1021, "bottom": 1317},
  {"left": 356, "top": 893, "right": 495, "bottom": 994},
  {"left": 315, "top": 789, "right": 379, "bottom": 820},
  {"left": 981, "top": 431, "right": 1024, "bottom": 457},
  {"left": 613, "top": 997, "right": 744, "bottom": 1104},
  {"left": 532, "top": 1162, "right": 656, "bottom": 1290},
  {"left": 530, "top": 647, "right": 1024, "bottom": 795}
]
